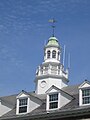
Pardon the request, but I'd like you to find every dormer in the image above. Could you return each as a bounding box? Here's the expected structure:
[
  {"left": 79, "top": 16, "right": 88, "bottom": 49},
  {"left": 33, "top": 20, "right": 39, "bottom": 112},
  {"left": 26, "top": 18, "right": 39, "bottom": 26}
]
[
  {"left": 79, "top": 80, "right": 90, "bottom": 106},
  {"left": 46, "top": 85, "right": 73, "bottom": 112},
  {"left": 16, "top": 90, "right": 30, "bottom": 114},
  {"left": 16, "top": 90, "right": 42, "bottom": 115}
]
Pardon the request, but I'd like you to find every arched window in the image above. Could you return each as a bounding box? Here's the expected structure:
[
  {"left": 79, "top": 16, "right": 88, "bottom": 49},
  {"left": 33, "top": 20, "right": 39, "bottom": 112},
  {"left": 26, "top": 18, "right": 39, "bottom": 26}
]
[
  {"left": 52, "top": 50, "right": 56, "bottom": 58},
  {"left": 47, "top": 50, "right": 51, "bottom": 58}
]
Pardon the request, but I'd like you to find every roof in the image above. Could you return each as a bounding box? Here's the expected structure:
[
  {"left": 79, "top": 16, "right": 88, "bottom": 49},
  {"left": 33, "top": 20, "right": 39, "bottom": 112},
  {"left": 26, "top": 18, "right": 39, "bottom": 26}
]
[
  {"left": 0, "top": 84, "right": 90, "bottom": 120},
  {"left": 0, "top": 94, "right": 17, "bottom": 107},
  {"left": 46, "top": 36, "right": 60, "bottom": 47},
  {"left": 62, "top": 84, "right": 79, "bottom": 95},
  {"left": 46, "top": 85, "right": 74, "bottom": 99}
]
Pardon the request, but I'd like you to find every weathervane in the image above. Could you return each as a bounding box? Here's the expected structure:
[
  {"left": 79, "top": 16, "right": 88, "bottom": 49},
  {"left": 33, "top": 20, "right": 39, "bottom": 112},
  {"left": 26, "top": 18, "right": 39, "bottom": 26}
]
[{"left": 49, "top": 18, "right": 56, "bottom": 37}]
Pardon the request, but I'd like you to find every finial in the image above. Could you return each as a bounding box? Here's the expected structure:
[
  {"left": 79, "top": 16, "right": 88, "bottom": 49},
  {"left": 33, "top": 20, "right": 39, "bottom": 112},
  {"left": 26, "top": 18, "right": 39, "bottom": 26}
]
[{"left": 49, "top": 18, "right": 56, "bottom": 37}]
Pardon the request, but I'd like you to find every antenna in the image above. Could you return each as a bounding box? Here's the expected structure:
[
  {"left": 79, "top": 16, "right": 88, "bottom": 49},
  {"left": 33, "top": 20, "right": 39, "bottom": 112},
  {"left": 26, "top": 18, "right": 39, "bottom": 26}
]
[
  {"left": 68, "top": 53, "right": 70, "bottom": 69},
  {"left": 63, "top": 45, "right": 66, "bottom": 66},
  {"left": 49, "top": 18, "right": 56, "bottom": 37}
]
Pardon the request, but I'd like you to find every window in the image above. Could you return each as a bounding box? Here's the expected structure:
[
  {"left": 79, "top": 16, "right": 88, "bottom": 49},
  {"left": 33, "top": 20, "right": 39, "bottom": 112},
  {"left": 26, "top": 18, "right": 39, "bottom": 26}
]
[
  {"left": 49, "top": 93, "right": 58, "bottom": 109},
  {"left": 47, "top": 50, "right": 51, "bottom": 58},
  {"left": 52, "top": 50, "right": 56, "bottom": 58},
  {"left": 82, "top": 89, "right": 90, "bottom": 104},
  {"left": 19, "top": 98, "right": 28, "bottom": 113}
]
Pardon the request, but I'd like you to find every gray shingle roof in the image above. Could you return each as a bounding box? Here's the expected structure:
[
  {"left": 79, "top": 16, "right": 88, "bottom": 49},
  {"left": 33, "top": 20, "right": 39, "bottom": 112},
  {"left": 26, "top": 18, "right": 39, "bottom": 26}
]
[
  {"left": 0, "top": 84, "right": 89, "bottom": 120},
  {"left": 62, "top": 84, "right": 79, "bottom": 95}
]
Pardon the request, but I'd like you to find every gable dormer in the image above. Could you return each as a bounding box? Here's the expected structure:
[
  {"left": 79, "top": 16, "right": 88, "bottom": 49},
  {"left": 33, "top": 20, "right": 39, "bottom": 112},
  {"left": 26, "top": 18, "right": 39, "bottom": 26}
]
[
  {"left": 46, "top": 85, "right": 73, "bottom": 111},
  {"left": 79, "top": 80, "right": 90, "bottom": 106},
  {"left": 16, "top": 90, "right": 42, "bottom": 115}
]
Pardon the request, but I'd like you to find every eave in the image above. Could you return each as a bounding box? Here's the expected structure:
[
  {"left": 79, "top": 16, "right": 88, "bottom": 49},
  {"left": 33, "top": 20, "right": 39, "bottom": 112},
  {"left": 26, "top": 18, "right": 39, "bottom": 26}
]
[{"left": 1, "top": 106, "right": 90, "bottom": 120}]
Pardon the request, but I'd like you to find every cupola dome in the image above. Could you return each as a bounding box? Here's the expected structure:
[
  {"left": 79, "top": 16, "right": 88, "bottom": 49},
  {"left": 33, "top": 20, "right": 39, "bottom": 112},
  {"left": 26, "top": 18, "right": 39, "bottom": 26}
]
[{"left": 46, "top": 37, "right": 60, "bottom": 47}]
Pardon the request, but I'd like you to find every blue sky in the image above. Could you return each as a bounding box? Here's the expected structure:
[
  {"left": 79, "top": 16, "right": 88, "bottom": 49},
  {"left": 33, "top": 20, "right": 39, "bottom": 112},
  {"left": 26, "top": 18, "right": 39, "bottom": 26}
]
[{"left": 0, "top": 0, "right": 90, "bottom": 96}]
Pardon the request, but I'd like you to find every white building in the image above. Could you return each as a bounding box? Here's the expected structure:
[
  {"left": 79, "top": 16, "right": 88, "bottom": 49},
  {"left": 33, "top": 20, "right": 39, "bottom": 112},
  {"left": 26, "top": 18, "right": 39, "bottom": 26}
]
[{"left": 0, "top": 33, "right": 90, "bottom": 120}]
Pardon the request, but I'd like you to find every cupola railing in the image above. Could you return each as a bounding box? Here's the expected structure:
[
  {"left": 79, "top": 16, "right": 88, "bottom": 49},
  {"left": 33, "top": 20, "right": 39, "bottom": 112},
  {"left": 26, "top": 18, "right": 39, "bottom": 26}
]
[{"left": 36, "top": 64, "right": 68, "bottom": 79}]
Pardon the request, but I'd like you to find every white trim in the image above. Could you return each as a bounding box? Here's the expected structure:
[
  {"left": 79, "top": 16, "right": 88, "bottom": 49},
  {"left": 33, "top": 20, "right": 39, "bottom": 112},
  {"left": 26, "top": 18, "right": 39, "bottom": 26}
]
[
  {"left": 58, "top": 93, "right": 60, "bottom": 108},
  {"left": 16, "top": 93, "right": 30, "bottom": 115},
  {"left": 46, "top": 92, "right": 60, "bottom": 111},
  {"left": 46, "top": 94, "right": 49, "bottom": 111},
  {"left": 79, "top": 80, "right": 90, "bottom": 89},
  {"left": 79, "top": 89, "right": 82, "bottom": 106},
  {"left": 79, "top": 88, "right": 90, "bottom": 106},
  {"left": 16, "top": 97, "right": 29, "bottom": 115}
]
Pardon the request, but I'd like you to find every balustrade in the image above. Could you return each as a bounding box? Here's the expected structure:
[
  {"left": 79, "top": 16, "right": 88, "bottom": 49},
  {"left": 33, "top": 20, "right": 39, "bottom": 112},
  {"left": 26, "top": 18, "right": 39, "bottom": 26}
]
[{"left": 36, "top": 65, "right": 68, "bottom": 78}]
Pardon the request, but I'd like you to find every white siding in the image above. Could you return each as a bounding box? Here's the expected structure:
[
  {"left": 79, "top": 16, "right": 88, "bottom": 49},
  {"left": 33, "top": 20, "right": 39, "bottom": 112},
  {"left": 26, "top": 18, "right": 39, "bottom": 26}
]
[
  {"left": 36, "top": 78, "right": 67, "bottom": 94},
  {"left": 60, "top": 91, "right": 72, "bottom": 108}
]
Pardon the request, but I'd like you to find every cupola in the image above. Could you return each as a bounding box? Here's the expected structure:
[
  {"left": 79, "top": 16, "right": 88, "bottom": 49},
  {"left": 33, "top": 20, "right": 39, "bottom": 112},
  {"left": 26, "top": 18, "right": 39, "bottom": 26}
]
[
  {"left": 44, "top": 36, "right": 61, "bottom": 63},
  {"left": 35, "top": 20, "right": 69, "bottom": 94},
  {"left": 35, "top": 35, "right": 69, "bottom": 94}
]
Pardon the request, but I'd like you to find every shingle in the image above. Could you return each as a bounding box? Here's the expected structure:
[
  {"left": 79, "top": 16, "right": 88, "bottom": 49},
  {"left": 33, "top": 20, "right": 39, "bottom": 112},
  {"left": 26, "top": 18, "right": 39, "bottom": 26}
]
[
  {"left": 62, "top": 84, "right": 79, "bottom": 95},
  {"left": 0, "top": 84, "right": 83, "bottom": 120}
]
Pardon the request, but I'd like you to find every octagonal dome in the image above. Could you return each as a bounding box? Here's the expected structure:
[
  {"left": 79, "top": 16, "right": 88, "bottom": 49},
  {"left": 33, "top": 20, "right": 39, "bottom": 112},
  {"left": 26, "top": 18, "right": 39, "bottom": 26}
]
[{"left": 46, "top": 36, "right": 60, "bottom": 47}]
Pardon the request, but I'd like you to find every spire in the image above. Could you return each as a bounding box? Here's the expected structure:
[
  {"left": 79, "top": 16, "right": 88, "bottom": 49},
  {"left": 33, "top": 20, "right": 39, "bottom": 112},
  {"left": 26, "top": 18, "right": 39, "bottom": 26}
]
[{"left": 49, "top": 18, "right": 56, "bottom": 37}]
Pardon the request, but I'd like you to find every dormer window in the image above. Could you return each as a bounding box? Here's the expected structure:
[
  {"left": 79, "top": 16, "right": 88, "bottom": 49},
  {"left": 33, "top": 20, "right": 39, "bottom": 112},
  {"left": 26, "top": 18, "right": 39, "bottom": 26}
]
[
  {"left": 82, "top": 89, "right": 90, "bottom": 104},
  {"left": 16, "top": 90, "right": 42, "bottom": 115},
  {"left": 16, "top": 91, "right": 30, "bottom": 115},
  {"left": 46, "top": 85, "right": 73, "bottom": 111},
  {"left": 52, "top": 50, "right": 56, "bottom": 58},
  {"left": 49, "top": 93, "right": 58, "bottom": 109},
  {"left": 79, "top": 80, "right": 90, "bottom": 106},
  {"left": 19, "top": 98, "right": 28, "bottom": 113}
]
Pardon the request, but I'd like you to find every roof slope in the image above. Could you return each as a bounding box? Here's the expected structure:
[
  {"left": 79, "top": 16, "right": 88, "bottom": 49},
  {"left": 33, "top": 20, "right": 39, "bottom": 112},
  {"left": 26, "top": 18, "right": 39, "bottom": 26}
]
[{"left": 1, "top": 84, "right": 90, "bottom": 120}]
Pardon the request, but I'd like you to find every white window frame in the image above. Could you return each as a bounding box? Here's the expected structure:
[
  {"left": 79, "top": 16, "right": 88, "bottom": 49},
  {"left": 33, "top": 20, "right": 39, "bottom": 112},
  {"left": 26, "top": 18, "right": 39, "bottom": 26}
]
[
  {"left": 46, "top": 92, "right": 60, "bottom": 111},
  {"left": 82, "top": 89, "right": 90, "bottom": 104},
  {"left": 16, "top": 97, "right": 29, "bottom": 115},
  {"left": 19, "top": 98, "right": 28, "bottom": 113},
  {"left": 79, "top": 88, "right": 90, "bottom": 106},
  {"left": 49, "top": 93, "right": 58, "bottom": 109}
]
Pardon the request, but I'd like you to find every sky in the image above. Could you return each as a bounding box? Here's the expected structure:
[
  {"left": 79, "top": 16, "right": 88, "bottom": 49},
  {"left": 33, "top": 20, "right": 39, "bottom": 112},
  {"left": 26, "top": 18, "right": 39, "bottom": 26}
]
[{"left": 0, "top": 0, "right": 90, "bottom": 96}]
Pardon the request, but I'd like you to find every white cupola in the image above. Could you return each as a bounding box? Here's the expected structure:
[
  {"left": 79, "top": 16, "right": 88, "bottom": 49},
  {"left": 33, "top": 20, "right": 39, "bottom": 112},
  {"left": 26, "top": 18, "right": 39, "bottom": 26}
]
[
  {"left": 44, "top": 36, "right": 61, "bottom": 63},
  {"left": 35, "top": 35, "right": 69, "bottom": 94}
]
